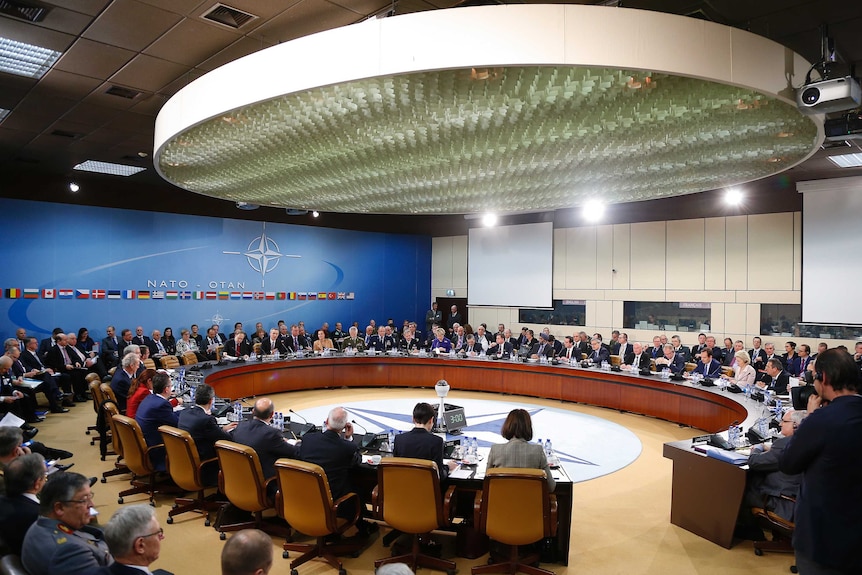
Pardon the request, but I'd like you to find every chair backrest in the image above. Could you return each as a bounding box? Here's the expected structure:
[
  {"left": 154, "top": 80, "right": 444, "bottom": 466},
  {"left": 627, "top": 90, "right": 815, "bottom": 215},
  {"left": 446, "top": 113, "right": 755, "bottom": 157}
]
[
  {"left": 102, "top": 401, "right": 123, "bottom": 456},
  {"left": 142, "top": 358, "right": 156, "bottom": 370},
  {"left": 90, "top": 380, "right": 104, "bottom": 414},
  {"left": 215, "top": 345, "right": 224, "bottom": 361},
  {"left": 100, "top": 383, "right": 119, "bottom": 405},
  {"left": 650, "top": 359, "right": 657, "bottom": 371},
  {"left": 479, "top": 468, "right": 553, "bottom": 546},
  {"left": 609, "top": 355, "right": 621, "bottom": 367},
  {"left": 182, "top": 352, "right": 198, "bottom": 366},
  {"left": 160, "top": 355, "right": 180, "bottom": 369},
  {"left": 721, "top": 366, "right": 734, "bottom": 377},
  {"left": 0, "top": 555, "right": 29, "bottom": 575},
  {"left": 159, "top": 425, "right": 205, "bottom": 492},
  {"left": 214, "top": 440, "right": 271, "bottom": 513},
  {"left": 253, "top": 342, "right": 262, "bottom": 354},
  {"left": 275, "top": 459, "right": 339, "bottom": 537},
  {"left": 112, "top": 414, "right": 155, "bottom": 476},
  {"left": 85, "top": 372, "right": 101, "bottom": 385},
  {"left": 377, "top": 457, "right": 444, "bottom": 534},
  {"left": 684, "top": 362, "right": 697, "bottom": 373}
]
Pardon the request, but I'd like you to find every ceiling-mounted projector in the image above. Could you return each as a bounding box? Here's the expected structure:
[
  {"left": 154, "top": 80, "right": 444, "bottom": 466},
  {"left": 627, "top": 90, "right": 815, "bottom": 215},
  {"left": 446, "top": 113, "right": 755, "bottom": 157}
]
[{"left": 797, "top": 76, "right": 861, "bottom": 115}]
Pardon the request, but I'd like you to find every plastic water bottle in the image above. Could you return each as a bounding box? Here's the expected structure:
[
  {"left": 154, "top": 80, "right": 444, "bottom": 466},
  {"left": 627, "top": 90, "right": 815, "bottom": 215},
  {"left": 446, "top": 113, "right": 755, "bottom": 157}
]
[
  {"left": 537, "top": 438, "right": 543, "bottom": 451},
  {"left": 545, "top": 438, "right": 553, "bottom": 456},
  {"left": 470, "top": 437, "right": 478, "bottom": 459},
  {"left": 387, "top": 429, "right": 395, "bottom": 452},
  {"left": 274, "top": 349, "right": 280, "bottom": 360},
  {"left": 189, "top": 385, "right": 197, "bottom": 402},
  {"left": 728, "top": 425, "right": 738, "bottom": 447},
  {"left": 233, "top": 402, "right": 242, "bottom": 421}
]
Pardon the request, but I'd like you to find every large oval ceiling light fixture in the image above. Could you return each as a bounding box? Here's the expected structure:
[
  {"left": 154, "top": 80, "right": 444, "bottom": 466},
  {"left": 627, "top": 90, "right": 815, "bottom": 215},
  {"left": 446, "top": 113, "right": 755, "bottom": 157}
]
[{"left": 155, "top": 4, "right": 822, "bottom": 216}]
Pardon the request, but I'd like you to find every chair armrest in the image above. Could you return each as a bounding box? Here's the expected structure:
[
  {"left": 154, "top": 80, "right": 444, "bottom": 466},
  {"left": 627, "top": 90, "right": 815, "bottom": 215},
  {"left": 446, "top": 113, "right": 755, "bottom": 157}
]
[
  {"left": 442, "top": 485, "right": 457, "bottom": 524},
  {"left": 333, "top": 491, "right": 361, "bottom": 525},
  {"left": 144, "top": 443, "right": 165, "bottom": 455},
  {"left": 370, "top": 484, "right": 380, "bottom": 518},
  {"left": 548, "top": 494, "right": 558, "bottom": 538},
  {"left": 198, "top": 456, "right": 218, "bottom": 468},
  {"left": 275, "top": 490, "right": 284, "bottom": 520},
  {"left": 218, "top": 470, "right": 225, "bottom": 494},
  {"left": 473, "top": 491, "right": 483, "bottom": 528}
]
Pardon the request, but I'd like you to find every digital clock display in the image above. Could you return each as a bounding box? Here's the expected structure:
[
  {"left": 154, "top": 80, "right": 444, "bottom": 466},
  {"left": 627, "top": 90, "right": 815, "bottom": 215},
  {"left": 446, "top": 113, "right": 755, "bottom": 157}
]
[{"left": 444, "top": 407, "right": 467, "bottom": 431}]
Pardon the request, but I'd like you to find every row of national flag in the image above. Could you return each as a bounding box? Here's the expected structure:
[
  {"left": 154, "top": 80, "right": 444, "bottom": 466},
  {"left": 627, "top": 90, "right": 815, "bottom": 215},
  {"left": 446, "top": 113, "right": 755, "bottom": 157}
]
[{"left": 2, "top": 289, "right": 356, "bottom": 301}]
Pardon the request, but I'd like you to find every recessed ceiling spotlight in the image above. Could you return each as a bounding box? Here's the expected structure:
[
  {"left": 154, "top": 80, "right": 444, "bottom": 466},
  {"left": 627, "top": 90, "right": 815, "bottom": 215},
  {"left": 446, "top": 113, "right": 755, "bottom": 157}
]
[
  {"left": 312, "top": 210, "right": 320, "bottom": 218},
  {"left": 235, "top": 201, "right": 259, "bottom": 210},
  {"left": 582, "top": 200, "right": 605, "bottom": 222},
  {"left": 725, "top": 187, "right": 743, "bottom": 205},
  {"left": 137, "top": 151, "right": 148, "bottom": 158},
  {"left": 68, "top": 182, "right": 79, "bottom": 192},
  {"left": 482, "top": 213, "right": 497, "bottom": 227}
]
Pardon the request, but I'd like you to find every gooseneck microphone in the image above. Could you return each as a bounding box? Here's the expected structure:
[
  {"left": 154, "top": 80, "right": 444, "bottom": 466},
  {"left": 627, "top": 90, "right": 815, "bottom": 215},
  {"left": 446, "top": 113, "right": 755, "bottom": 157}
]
[
  {"left": 351, "top": 419, "right": 368, "bottom": 435},
  {"left": 288, "top": 409, "right": 308, "bottom": 424},
  {"left": 289, "top": 409, "right": 317, "bottom": 434}
]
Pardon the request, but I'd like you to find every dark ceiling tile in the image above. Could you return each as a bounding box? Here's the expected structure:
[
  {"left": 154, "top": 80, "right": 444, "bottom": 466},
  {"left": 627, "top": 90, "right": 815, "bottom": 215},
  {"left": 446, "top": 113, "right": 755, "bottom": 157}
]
[
  {"left": 130, "top": 93, "right": 169, "bottom": 116},
  {"left": 54, "top": 38, "right": 136, "bottom": 79},
  {"left": 82, "top": 82, "right": 150, "bottom": 111},
  {"left": 42, "top": 0, "right": 111, "bottom": 17},
  {"left": 197, "top": 36, "right": 274, "bottom": 72},
  {"left": 82, "top": 0, "right": 183, "bottom": 52},
  {"left": 0, "top": 74, "right": 38, "bottom": 109},
  {"left": 144, "top": 18, "right": 240, "bottom": 67},
  {"left": 109, "top": 54, "right": 190, "bottom": 93},
  {"left": 254, "top": 0, "right": 360, "bottom": 43},
  {"left": 12, "top": 94, "right": 78, "bottom": 119},
  {"left": 31, "top": 69, "right": 103, "bottom": 99},
  {"left": 0, "top": 13, "right": 75, "bottom": 52},
  {"left": 61, "top": 102, "right": 122, "bottom": 127}
]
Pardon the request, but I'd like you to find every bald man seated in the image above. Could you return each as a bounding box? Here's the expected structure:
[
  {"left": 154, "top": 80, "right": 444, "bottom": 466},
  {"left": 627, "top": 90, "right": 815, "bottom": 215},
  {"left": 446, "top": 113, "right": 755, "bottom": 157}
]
[{"left": 231, "top": 398, "right": 296, "bottom": 498}]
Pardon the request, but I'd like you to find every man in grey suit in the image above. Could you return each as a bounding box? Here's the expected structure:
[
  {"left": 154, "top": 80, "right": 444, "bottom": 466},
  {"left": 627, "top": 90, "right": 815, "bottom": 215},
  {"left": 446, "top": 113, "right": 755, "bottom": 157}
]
[{"left": 22, "top": 472, "right": 112, "bottom": 575}]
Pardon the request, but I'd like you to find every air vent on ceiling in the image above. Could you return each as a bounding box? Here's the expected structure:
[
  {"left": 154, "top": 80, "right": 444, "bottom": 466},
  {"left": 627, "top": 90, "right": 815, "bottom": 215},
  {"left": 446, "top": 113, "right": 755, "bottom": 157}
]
[
  {"left": 0, "top": 0, "right": 50, "bottom": 23},
  {"left": 202, "top": 3, "right": 257, "bottom": 29},
  {"left": 105, "top": 85, "right": 141, "bottom": 100},
  {"left": 50, "top": 129, "right": 82, "bottom": 139}
]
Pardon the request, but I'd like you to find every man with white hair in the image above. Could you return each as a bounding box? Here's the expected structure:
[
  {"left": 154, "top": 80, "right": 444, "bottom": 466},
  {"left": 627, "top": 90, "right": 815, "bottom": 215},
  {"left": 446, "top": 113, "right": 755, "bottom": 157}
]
[
  {"left": 110, "top": 352, "right": 140, "bottom": 412},
  {"left": 297, "top": 407, "right": 376, "bottom": 537},
  {"left": 102, "top": 504, "right": 173, "bottom": 574}
]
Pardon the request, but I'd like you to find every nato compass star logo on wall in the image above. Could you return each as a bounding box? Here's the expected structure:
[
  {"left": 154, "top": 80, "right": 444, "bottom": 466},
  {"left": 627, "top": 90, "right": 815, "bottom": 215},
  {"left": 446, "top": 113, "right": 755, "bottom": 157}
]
[{"left": 223, "top": 222, "right": 301, "bottom": 287}]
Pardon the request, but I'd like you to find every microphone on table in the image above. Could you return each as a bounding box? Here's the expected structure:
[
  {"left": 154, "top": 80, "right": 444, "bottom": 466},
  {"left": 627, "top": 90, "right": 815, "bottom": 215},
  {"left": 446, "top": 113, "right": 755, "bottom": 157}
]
[
  {"left": 352, "top": 420, "right": 377, "bottom": 448},
  {"left": 289, "top": 409, "right": 317, "bottom": 434},
  {"left": 351, "top": 419, "right": 368, "bottom": 435}
]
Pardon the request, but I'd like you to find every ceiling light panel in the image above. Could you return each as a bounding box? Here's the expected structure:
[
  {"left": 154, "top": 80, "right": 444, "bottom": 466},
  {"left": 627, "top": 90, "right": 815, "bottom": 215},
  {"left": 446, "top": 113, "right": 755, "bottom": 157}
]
[
  {"left": 73, "top": 160, "right": 146, "bottom": 176},
  {"left": 159, "top": 66, "right": 817, "bottom": 214},
  {"left": 826, "top": 152, "right": 862, "bottom": 168},
  {"left": 0, "top": 36, "right": 61, "bottom": 79},
  {"left": 0, "top": 108, "right": 9, "bottom": 122}
]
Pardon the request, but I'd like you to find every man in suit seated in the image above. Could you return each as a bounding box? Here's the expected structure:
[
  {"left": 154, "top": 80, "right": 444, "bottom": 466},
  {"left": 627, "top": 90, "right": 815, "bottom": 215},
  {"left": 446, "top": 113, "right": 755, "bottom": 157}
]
[
  {"left": 0, "top": 452, "right": 45, "bottom": 554},
  {"left": 6, "top": 339, "right": 66, "bottom": 414},
  {"left": 758, "top": 358, "right": 790, "bottom": 395},
  {"left": 203, "top": 327, "right": 223, "bottom": 360},
  {"left": 559, "top": 336, "right": 578, "bottom": 362},
  {"left": 671, "top": 335, "right": 690, "bottom": 362},
  {"left": 341, "top": 326, "right": 366, "bottom": 353},
  {"left": 530, "top": 332, "right": 555, "bottom": 360},
  {"left": 737, "top": 409, "right": 806, "bottom": 539},
  {"left": 44, "top": 333, "right": 88, "bottom": 402},
  {"left": 587, "top": 338, "right": 610, "bottom": 365},
  {"left": 101, "top": 325, "right": 121, "bottom": 369},
  {"left": 232, "top": 398, "right": 296, "bottom": 498},
  {"left": 223, "top": 331, "right": 251, "bottom": 361},
  {"left": 648, "top": 336, "right": 663, "bottom": 359},
  {"left": 486, "top": 333, "right": 513, "bottom": 360},
  {"left": 221, "top": 528, "right": 273, "bottom": 575},
  {"left": 178, "top": 384, "right": 237, "bottom": 486},
  {"left": 399, "top": 329, "right": 421, "bottom": 354},
  {"left": 131, "top": 326, "right": 151, "bottom": 347},
  {"left": 65, "top": 332, "right": 109, "bottom": 382},
  {"left": 297, "top": 406, "right": 375, "bottom": 537},
  {"left": 624, "top": 342, "right": 651, "bottom": 372},
  {"left": 394, "top": 402, "right": 457, "bottom": 478},
  {"left": 147, "top": 330, "right": 169, "bottom": 368},
  {"left": 117, "top": 329, "right": 135, "bottom": 358},
  {"left": 612, "top": 332, "right": 632, "bottom": 363},
  {"left": 134, "top": 372, "right": 181, "bottom": 472},
  {"left": 259, "top": 328, "right": 284, "bottom": 355},
  {"left": 22, "top": 472, "right": 111, "bottom": 575},
  {"left": 37, "top": 328, "right": 63, "bottom": 362},
  {"left": 460, "top": 334, "right": 484, "bottom": 356},
  {"left": 574, "top": 332, "right": 590, "bottom": 358},
  {"left": 749, "top": 336, "right": 768, "bottom": 371},
  {"left": 654, "top": 343, "right": 685, "bottom": 374},
  {"left": 0, "top": 356, "right": 40, "bottom": 426},
  {"left": 101, "top": 504, "right": 173, "bottom": 575},
  {"left": 691, "top": 348, "right": 722, "bottom": 379},
  {"left": 503, "top": 328, "right": 519, "bottom": 351},
  {"left": 110, "top": 353, "right": 140, "bottom": 413},
  {"left": 283, "top": 325, "right": 309, "bottom": 354}
]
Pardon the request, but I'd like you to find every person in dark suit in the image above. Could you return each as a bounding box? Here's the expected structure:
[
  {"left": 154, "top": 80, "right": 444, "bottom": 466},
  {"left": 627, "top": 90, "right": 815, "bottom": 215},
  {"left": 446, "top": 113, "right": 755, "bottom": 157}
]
[
  {"left": 780, "top": 349, "right": 862, "bottom": 574},
  {"left": 189, "top": 325, "right": 203, "bottom": 348},
  {"left": 654, "top": 344, "right": 685, "bottom": 374},
  {"left": 587, "top": 338, "right": 610, "bottom": 364},
  {"left": 624, "top": 342, "right": 652, "bottom": 371},
  {"left": 394, "top": 402, "right": 457, "bottom": 478},
  {"left": 177, "top": 384, "right": 236, "bottom": 486},
  {"left": 691, "top": 348, "right": 722, "bottom": 379},
  {"left": 613, "top": 333, "right": 633, "bottom": 363},
  {"left": 573, "top": 332, "right": 590, "bottom": 358},
  {"left": 220, "top": 529, "right": 273, "bottom": 575},
  {"left": 44, "top": 333, "right": 88, "bottom": 401},
  {"left": 232, "top": 398, "right": 296, "bottom": 497},
  {"left": 796, "top": 344, "right": 814, "bottom": 377},
  {"left": 259, "top": 328, "right": 284, "bottom": 355},
  {"left": 425, "top": 302, "right": 442, "bottom": 335},
  {"left": 117, "top": 329, "right": 135, "bottom": 358},
  {"left": 691, "top": 333, "right": 708, "bottom": 357},
  {"left": 0, "top": 356, "right": 40, "bottom": 424},
  {"left": 283, "top": 325, "right": 309, "bottom": 353},
  {"left": 101, "top": 325, "right": 121, "bottom": 369},
  {"left": 366, "top": 326, "right": 387, "bottom": 352},
  {"left": 749, "top": 337, "right": 768, "bottom": 371},
  {"left": 6, "top": 344, "right": 65, "bottom": 414},
  {"left": 65, "top": 333, "right": 109, "bottom": 382},
  {"left": 37, "top": 328, "right": 63, "bottom": 362},
  {"left": 670, "top": 335, "right": 690, "bottom": 362},
  {"left": 530, "top": 333, "right": 555, "bottom": 359},
  {"left": 399, "top": 330, "right": 421, "bottom": 353},
  {"left": 760, "top": 358, "right": 790, "bottom": 395},
  {"left": 648, "top": 336, "right": 663, "bottom": 359},
  {"left": 110, "top": 354, "right": 140, "bottom": 413},
  {"left": 0, "top": 453, "right": 45, "bottom": 554},
  {"left": 460, "top": 334, "right": 483, "bottom": 356},
  {"left": 100, "top": 504, "right": 174, "bottom": 575},
  {"left": 559, "top": 336, "right": 578, "bottom": 362},
  {"left": 22, "top": 472, "right": 110, "bottom": 575},
  {"left": 131, "top": 326, "right": 151, "bottom": 347},
  {"left": 297, "top": 406, "right": 375, "bottom": 535},
  {"left": 486, "top": 333, "right": 513, "bottom": 360},
  {"left": 447, "top": 305, "right": 462, "bottom": 332},
  {"left": 134, "top": 372, "right": 179, "bottom": 472},
  {"left": 223, "top": 332, "right": 251, "bottom": 361},
  {"left": 202, "top": 328, "right": 222, "bottom": 360}
]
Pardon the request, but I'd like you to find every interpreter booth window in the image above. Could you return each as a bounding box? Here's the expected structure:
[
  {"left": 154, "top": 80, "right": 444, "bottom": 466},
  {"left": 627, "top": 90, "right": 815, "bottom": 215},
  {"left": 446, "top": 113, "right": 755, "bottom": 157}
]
[
  {"left": 623, "top": 301, "right": 711, "bottom": 332},
  {"left": 764, "top": 303, "right": 862, "bottom": 339},
  {"left": 519, "top": 300, "right": 585, "bottom": 326}
]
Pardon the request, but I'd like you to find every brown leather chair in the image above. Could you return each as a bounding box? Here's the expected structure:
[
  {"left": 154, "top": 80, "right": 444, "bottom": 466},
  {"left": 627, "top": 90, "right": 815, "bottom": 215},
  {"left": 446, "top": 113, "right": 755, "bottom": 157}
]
[
  {"left": 159, "top": 425, "right": 224, "bottom": 526},
  {"left": 752, "top": 495, "right": 797, "bottom": 572},
  {"left": 182, "top": 352, "right": 198, "bottom": 366},
  {"left": 684, "top": 362, "right": 697, "bottom": 373},
  {"left": 275, "top": 459, "right": 363, "bottom": 574},
  {"left": 472, "top": 468, "right": 557, "bottom": 575},
  {"left": 609, "top": 355, "right": 622, "bottom": 367},
  {"left": 85, "top": 372, "right": 101, "bottom": 386},
  {"left": 87, "top": 379, "right": 104, "bottom": 443},
  {"left": 214, "top": 440, "right": 290, "bottom": 540},
  {"left": 100, "top": 383, "right": 120, "bottom": 408},
  {"left": 111, "top": 414, "right": 175, "bottom": 505},
  {"left": 100, "top": 401, "right": 129, "bottom": 481},
  {"left": 253, "top": 342, "right": 262, "bottom": 355},
  {"left": 374, "top": 457, "right": 456, "bottom": 575},
  {"left": 160, "top": 355, "right": 181, "bottom": 369},
  {"left": 142, "top": 358, "right": 156, "bottom": 370},
  {"left": 721, "top": 366, "right": 734, "bottom": 377}
]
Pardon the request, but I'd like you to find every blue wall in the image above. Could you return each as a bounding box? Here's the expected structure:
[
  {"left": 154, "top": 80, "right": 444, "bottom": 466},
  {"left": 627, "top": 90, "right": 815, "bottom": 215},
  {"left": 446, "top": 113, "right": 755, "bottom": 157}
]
[{"left": 0, "top": 199, "right": 431, "bottom": 341}]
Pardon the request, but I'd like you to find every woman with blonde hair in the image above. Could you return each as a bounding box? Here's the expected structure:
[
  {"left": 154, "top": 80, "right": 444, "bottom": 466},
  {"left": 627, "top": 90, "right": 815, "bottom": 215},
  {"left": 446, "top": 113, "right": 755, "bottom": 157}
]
[{"left": 728, "top": 350, "right": 757, "bottom": 388}]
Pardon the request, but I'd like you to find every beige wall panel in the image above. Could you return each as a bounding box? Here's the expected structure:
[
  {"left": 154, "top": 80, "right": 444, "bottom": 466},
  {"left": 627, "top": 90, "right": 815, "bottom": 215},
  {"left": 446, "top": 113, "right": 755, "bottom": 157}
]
[
  {"left": 606, "top": 290, "right": 667, "bottom": 301},
  {"left": 596, "top": 225, "right": 615, "bottom": 289},
  {"left": 793, "top": 212, "right": 802, "bottom": 291},
  {"left": 710, "top": 302, "right": 725, "bottom": 333},
  {"left": 704, "top": 218, "right": 726, "bottom": 290},
  {"left": 735, "top": 291, "right": 801, "bottom": 304},
  {"left": 629, "top": 221, "right": 666, "bottom": 289},
  {"left": 666, "top": 219, "right": 705, "bottom": 290},
  {"left": 594, "top": 300, "right": 614, "bottom": 332},
  {"left": 748, "top": 213, "right": 794, "bottom": 290},
  {"left": 431, "top": 236, "right": 454, "bottom": 289},
  {"left": 567, "top": 227, "right": 597, "bottom": 289},
  {"left": 665, "top": 290, "right": 736, "bottom": 303},
  {"left": 554, "top": 289, "right": 607, "bottom": 300},
  {"left": 585, "top": 299, "right": 598, "bottom": 327},
  {"left": 724, "top": 215, "right": 748, "bottom": 290},
  {"left": 723, "top": 303, "right": 748, "bottom": 336},
  {"left": 451, "top": 235, "right": 468, "bottom": 289},
  {"left": 554, "top": 228, "right": 568, "bottom": 289},
  {"left": 746, "top": 303, "right": 762, "bottom": 337},
  {"left": 612, "top": 300, "right": 625, "bottom": 330},
  {"left": 612, "top": 224, "right": 631, "bottom": 290}
]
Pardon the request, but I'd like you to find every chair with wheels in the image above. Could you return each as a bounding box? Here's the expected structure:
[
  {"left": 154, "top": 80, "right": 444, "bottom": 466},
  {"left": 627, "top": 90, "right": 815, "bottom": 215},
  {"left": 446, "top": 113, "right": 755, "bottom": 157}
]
[
  {"left": 684, "top": 362, "right": 697, "bottom": 373},
  {"left": 214, "top": 440, "right": 290, "bottom": 540},
  {"left": 100, "top": 401, "right": 130, "bottom": 481},
  {"left": 751, "top": 495, "right": 798, "bottom": 573},
  {"left": 275, "top": 458, "right": 364, "bottom": 575},
  {"left": 609, "top": 355, "right": 621, "bottom": 367},
  {"left": 471, "top": 468, "right": 557, "bottom": 575},
  {"left": 88, "top": 379, "right": 104, "bottom": 444},
  {"left": 160, "top": 355, "right": 181, "bottom": 369},
  {"left": 111, "top": 414, "right": 175, "bottom": 505},
  {"left": 142, "top": 358, "right": 156, "bottom": 370},
  {"left": 99, "top": 383, "right": 120, "bottom": 408},
  {"left": 159, "top": 425, "right": 225, "bottom": 526},
  {"left": 183, "top": 352, "right": 199, "bottom": 366},
  {"left": 374, "top": 457, "right": 456, "bottom": 575}
]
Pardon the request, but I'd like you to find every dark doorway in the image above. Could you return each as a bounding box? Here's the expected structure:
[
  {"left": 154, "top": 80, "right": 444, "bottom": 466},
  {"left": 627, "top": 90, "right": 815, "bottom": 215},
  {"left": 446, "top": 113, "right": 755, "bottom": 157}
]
[{"left": 437, "top": 297, "right": 468, "bottom": 333}]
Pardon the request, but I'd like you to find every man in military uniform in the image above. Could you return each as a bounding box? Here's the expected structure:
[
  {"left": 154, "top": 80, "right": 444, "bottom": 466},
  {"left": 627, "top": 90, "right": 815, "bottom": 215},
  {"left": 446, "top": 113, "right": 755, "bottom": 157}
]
[
  {"left": 22, "top": 472, "right": 112, "bottom": 575},
  {"left": 341, "top": 326, "right": 366, "bottom": 352}
]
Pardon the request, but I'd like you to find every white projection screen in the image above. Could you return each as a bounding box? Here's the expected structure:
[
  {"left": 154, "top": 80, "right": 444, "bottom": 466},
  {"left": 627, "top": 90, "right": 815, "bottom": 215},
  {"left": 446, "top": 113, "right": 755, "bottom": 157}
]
[
  {"left": 800, "top": 177, "right": 862, "bottom": 325},
  {"left": 468, "top": 222, "right": 553, "bottom": 308}
]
